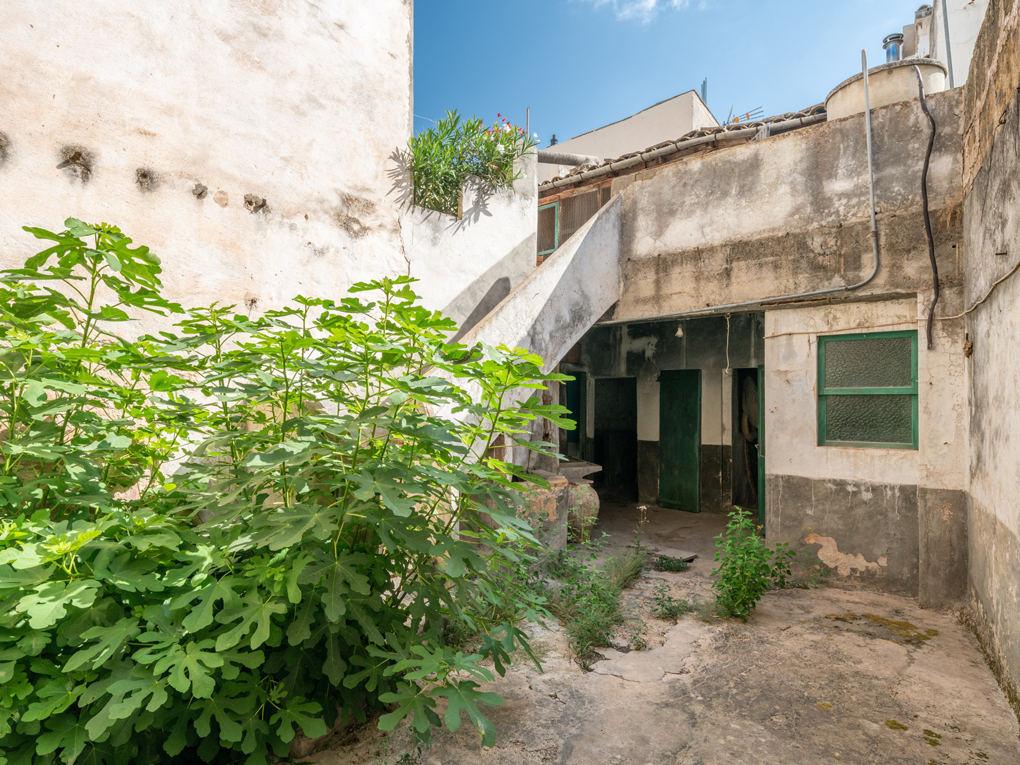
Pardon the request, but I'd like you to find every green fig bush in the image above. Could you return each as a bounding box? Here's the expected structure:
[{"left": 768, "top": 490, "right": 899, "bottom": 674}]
[{"left": 0, "top": 220, "right": 571, "bottom": 764}]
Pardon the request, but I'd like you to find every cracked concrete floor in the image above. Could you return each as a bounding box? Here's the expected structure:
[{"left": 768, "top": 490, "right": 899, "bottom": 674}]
[{"left": 315, "top": 507, "right": 1020, "bottom": 765}]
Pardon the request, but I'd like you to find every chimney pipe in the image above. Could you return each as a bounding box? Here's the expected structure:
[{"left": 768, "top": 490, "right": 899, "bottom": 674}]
[{"left": 883, "top": 33, "right": 905, "bottom": 62}]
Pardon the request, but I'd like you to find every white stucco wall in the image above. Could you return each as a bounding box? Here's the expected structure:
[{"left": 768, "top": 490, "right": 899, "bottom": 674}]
[
  {"left": 460, "top": 196, "right": 622, "bottom": 372},
  {"left": 0, "top": 1, "right": 413, "bottom": 330},
  {"left": 538, "top": 91, "right": 718, "bottom": 183},
  {"left": 636, "top": 375, "right": 660, "bottom": 441},
  {"left": 932, "top": 0, "right": 991, "bottom": 85},
  {"left": 764, "top": 297, "right": 967, "bottom": 491},
  {"left": 635, "top": 369, "right": 732, "bottom": 446},
  {"left": 457, "top": 197, "right": 622, "bottom": 467},
  {"left": 402, "top": 156, "right": 538, "bottom": 327}
]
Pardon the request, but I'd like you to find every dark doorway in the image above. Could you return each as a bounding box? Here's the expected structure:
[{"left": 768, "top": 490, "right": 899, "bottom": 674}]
[
  {"left": 593, "top": 378, "right": 638, "bottom": 500},
  {"left": 659, "top": 370, "right": 701, "bottom": 512},
  {"left": 731, "top": 368, "right": 761, "bottom": 510},
  {"left": 562, "top": 372, "right": 587, "bottom": 461}
]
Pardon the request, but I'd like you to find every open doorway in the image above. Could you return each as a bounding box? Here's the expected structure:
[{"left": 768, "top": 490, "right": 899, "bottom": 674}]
[
  {"left": 592, "top": 378, "right": 638, "bottom": 500},
  {"left": 731, "top": 368, "right": 760, "bottom": 510}
]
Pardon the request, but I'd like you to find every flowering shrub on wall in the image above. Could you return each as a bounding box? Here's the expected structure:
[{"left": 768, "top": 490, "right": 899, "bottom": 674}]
[{"left": 408, "top": 111, "right": 538, "bottom": 216}]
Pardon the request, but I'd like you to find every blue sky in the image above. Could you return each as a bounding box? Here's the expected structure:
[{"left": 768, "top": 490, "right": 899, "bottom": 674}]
[{"left": 414, "top": 0, "right": 930, "bottom": 147}]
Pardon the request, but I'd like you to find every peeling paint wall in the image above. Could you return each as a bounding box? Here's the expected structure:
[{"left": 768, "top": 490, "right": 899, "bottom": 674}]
[
  {"left": 0, "top": 1, "right": 413, "bottom": 332},
  {"left": 961, "top": 0, "right": 1020, "bottom": 715},
  {"left": 764, "top": 297, "right": 968, "bottom": 595}
]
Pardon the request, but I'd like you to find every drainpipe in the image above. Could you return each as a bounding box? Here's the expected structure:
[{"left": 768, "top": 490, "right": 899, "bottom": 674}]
[
  {"left": 940, "top": 0, "right": 956, "bottom": 88},
  {"left": 537, "top": 150, "right": 601, "bottom": 167},
  {"left": 599, "top": 50, "right": 881, "bottom": 327}
]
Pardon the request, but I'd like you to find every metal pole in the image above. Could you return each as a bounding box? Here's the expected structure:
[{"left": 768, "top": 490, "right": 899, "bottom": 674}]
[
  {"left": 863, "top": 50, "right": 879, "bottom": 278},
  {"left": 940, "top": 0, "right": 956, "bottom": 88},
  {"left": 526, "top": 107, "right": 530, "bottom": 138}
]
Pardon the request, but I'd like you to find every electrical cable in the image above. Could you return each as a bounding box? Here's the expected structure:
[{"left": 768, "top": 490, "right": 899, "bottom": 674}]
[
  {"left": 936, "top": 256, "right": 1020, "bottom": 320},
  {"left": 913, "top": 66, "right": 940, "bottom": 350}
]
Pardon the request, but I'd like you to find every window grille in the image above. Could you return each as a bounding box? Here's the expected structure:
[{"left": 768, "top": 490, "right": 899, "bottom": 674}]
[
  {"left": 559, "top": 190, "right": 600, "bottom": 245},
  {"left": 817, "top": 331, "right": 918, "bottom": 449},
  {"left": 537, "top": 186, "right": 611, "bottom": 260}
]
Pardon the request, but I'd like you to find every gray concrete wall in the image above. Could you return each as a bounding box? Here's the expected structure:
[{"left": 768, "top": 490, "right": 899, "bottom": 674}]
[
  {"left": 610, "top": 89, "right": 965, "bottom": 323},
  {"left": 961, "top": 0, "right": 1020, "bottom": 716},
  {"left": 767, "top": 474, "right": 920, "bottom": 595},
  {"left": 0, "top": 1, "right": 414, "bottom": 330}
]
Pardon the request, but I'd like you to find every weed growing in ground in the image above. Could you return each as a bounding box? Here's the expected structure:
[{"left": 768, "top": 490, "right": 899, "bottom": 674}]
[
  {"left": 629, "top": 620, "right": 649, "bottom": 651},
  {"left": 658, "top": 555, "right": 691, "bottom": 572},
  {"left": 652, "top": 582, "right": 695, "bottom": 621},
  {"left": 789, "top": 549, "right": 830, "bottom": 588},
  {"left": 539, "top": 535, "right": 649, "bottom": 667},
  {"left": 712, "top": 507, "right": 796, "bottom": 621},
  {"left": 695, "top": 599, "right": 723, "bottom": 623}
]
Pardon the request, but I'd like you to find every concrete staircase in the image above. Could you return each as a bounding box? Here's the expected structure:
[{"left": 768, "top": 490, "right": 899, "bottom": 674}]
[{"left": 458, "top": 194, "right": 622, "bottom": 373}]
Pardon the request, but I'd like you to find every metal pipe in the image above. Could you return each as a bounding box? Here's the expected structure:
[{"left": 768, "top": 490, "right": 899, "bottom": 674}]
[
  {"left": 537, "top": 150, "right": 601, "bottom": 166},
  {"left": 540, "top": 113, "right": 827, "bottom": 191},
  {"left": 940, "top": 0, "right": 956, "bottom": 88},
  {"left": 913, "top": 65, "right": 940, "bottom": 349},
  {"left": 599, "top": 53, "right": 880, "bottom": 328}
]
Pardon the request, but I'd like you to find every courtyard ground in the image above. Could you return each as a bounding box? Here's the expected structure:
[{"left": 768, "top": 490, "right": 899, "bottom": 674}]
[{"left": 316, "top": 504, "right": 1020, "bottom": 765}]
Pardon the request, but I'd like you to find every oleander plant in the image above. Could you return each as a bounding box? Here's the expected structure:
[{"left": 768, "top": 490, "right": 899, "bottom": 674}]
[{"left": 408, "top": 111, "right": 538, "bottom": 216}]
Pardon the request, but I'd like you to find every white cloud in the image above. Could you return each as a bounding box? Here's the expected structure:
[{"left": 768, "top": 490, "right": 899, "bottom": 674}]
[{"left": 579, "top": 0, "right": 694, "bottom": 23}]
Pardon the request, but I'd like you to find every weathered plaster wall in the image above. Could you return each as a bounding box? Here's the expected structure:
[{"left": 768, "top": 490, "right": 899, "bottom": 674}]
[
  {"left": 610, "top": 90, "right": 964, "bottom": 323},
  {"left": 0, "top": 1, "right": 413, "bottom": 330},
  {"left": 961, "top": 0, "right": 1020, "bottom": 715},
  {"left": 764, "top": 294, "right": 968, "bottom": 597},
  {"left": 402, "top": 156, "right": 538, "bottom": 334}
]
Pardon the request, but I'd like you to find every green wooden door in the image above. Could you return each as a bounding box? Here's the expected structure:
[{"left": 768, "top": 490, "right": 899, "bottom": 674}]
[
  {"left": 757, "top": 364, "right": 766, "bottom": 528},
  {"left": 659, "top": 370, "right": 701, "bottom": 512}
]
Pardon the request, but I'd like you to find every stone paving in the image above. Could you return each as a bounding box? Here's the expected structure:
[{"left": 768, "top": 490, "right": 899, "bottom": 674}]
[{"left": 316, "top": 506, "right": 1020, "bottom": 765}]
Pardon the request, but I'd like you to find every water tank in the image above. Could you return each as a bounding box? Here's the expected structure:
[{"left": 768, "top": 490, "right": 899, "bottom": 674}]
[{"left": 825, "top": 59, "right": 947, "bottom": 120}]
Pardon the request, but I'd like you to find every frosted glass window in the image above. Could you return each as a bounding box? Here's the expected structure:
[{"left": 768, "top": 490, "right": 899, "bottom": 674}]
[
  {"left": 818, "top": 331, "right": 917, "bottom": 449},
  {"left": 826, "top": 395, "right": 913, "bottom": 444},
  {"left": 825, "top": 337, "right": 912, "bottom": 388}
]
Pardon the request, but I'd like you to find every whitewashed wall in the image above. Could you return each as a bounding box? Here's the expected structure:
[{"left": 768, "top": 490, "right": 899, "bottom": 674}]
[
  {"left": 0, "top": 0, "right": 413, "bottom": 332},
  {"left": 932, "top": 0, "right": 991, "bottom": 85},
  {"left": 403, "top": 156, "right": 538, "bottom": 330},
  {"left": 763, "top": 297, "right": 967, "bottom": 490}
]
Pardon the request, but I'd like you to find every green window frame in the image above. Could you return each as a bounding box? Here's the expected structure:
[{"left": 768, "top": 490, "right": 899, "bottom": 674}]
[
  {"left": 817, "top": 330, "right": 918, "bottom": 450},
  {"left": 538, "top": 201, "right": 559, "bottom": 258}
]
